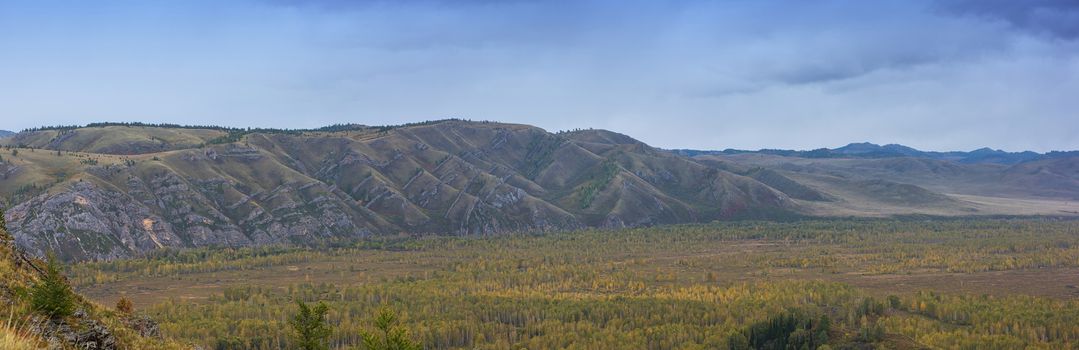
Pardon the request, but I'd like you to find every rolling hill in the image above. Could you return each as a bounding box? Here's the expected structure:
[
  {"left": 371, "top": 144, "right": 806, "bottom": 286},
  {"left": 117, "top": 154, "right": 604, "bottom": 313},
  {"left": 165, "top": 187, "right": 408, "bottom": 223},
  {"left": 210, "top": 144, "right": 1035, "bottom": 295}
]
[
  {"left": 691, "top": 153, "right": 1079, "bottom": 217},
  {"left": 0, "top": 120, "right": 1075, "bottom": 261},
  {"left": 0, "top": 121, "right": 794, "bottom": 260}
]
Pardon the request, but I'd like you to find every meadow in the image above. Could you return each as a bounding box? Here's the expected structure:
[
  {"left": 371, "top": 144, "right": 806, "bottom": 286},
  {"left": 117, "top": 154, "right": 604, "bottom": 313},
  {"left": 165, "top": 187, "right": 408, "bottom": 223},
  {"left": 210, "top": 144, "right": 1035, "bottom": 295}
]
[{"left": 71, "top": 219, "right": 1079, "bottom": 349}]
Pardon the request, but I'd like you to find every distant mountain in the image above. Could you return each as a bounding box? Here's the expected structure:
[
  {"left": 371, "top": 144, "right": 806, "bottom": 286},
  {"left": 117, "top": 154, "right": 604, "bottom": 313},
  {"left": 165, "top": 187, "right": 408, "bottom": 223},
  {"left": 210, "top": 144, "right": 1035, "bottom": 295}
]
[
  {"left": 0, "top": 130, "right": 14, "bottom": 139},
  {"left": 1, "top": 122, "right": 1075, "bottom": 261},
  {"left": 673, "top": 142, "right": 1075, "bottom": 165}
]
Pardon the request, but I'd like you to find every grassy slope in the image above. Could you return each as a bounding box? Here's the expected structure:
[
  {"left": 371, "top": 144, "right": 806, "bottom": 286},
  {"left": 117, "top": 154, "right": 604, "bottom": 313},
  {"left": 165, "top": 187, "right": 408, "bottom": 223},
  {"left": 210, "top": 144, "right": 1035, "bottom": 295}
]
[
  {"left": 0, "top": 222, "right": 188, "bottom": 349},
  {"left": 0, "top": 126, "right": 226, "bottom": 155},
  {"left": 0, "top": 147, "right": 131, "bottom": 204}
]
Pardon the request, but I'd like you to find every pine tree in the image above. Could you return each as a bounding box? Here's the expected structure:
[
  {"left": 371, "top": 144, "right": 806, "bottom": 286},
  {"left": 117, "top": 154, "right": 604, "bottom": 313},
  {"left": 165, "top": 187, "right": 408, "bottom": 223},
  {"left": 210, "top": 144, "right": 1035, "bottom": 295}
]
[
  {"left": 289, "top": 301, "right": 331, "bottom": 350},
  {"left": 31, "top": 253, "right": 76, "bottom": 319},
  {"left": 815, "top": 315, "right": 831, "bottom": 346},
  {"left": 0, "top": 208, "right": 8, "bottom": 243},
  {"left": 360, "top": 308, "right": 421, "bottom": 350},
  {"left": 727, "top": 333, "right": 750, "bottom": 350}
]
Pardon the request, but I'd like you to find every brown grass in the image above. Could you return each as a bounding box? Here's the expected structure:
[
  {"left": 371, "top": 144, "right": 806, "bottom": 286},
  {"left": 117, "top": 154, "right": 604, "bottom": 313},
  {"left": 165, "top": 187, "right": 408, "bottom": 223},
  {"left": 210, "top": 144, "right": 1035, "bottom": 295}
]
[{"left": 1, "top": 309, "right": 40, "bottom": 350}]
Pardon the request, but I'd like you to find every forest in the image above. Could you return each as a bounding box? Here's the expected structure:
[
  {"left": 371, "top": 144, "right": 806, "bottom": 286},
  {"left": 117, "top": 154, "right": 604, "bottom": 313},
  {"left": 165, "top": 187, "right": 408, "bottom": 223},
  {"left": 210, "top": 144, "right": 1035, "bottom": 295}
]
[{"left": 65, "top": 218, "right": 1079, "bottom": 349}]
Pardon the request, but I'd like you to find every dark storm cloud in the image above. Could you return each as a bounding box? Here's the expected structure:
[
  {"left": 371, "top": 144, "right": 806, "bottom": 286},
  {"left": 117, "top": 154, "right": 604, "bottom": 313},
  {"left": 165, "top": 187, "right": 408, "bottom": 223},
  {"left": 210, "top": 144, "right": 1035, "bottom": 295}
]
[{"left": 938, "top": 0, "right": 1079, "bottom": 39}]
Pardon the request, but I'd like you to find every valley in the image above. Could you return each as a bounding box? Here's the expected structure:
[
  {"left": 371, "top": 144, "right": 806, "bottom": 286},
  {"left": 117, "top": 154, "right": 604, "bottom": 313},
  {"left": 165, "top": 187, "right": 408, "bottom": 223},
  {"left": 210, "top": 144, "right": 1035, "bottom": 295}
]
[
  {"left": 1, "top": 121, "right": 1076, "bottom": 262},
  {"left": 68, "top": 219, "right": 1079, "bottom": 349},
  {"left": 5, "top": 2, "right": 1077, "bottom": 348},
  {"left": 2, "top": 121, "right": 1078, "bottom": 349}
]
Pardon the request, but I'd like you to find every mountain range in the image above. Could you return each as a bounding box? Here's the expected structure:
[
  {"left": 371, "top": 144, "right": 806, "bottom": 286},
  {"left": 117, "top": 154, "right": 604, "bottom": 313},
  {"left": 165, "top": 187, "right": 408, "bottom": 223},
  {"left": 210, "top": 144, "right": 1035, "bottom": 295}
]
[
  {"left": 0, "top": 120, "right": 1075, "bottom": 261},
  {"left": 674, "top": 142, "right": 1079, "bottom": 165}
]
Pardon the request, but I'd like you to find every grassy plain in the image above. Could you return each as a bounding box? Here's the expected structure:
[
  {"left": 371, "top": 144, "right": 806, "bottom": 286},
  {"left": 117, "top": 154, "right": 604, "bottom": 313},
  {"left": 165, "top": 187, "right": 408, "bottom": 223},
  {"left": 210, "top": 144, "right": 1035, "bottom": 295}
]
[{"left": 71, "top": 219, "right": 1079, "bottom": 349}]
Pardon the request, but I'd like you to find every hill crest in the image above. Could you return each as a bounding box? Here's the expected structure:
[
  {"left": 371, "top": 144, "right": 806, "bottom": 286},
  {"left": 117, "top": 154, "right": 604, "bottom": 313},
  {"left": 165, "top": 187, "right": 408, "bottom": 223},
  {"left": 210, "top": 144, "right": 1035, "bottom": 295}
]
[
  {"left": 1, "top": 120, "right": 1076, "bottom": 261},
  {"left": 1, "top": 120, "right": 796, "bottom": 260}
]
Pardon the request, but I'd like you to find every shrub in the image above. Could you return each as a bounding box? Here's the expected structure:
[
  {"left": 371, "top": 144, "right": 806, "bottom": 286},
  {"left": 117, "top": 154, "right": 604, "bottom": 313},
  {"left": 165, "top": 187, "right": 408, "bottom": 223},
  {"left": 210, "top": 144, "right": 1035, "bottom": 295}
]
[
  {"left": 116, "top": 296, "right": 134, "bottom": 315},
  {"left": 887, "top": 295, "right": 902, "bottom": 310}
]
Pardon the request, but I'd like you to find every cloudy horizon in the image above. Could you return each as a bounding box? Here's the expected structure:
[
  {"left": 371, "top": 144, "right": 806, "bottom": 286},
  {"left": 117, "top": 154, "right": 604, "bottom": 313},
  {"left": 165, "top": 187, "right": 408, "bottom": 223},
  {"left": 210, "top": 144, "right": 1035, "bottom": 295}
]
[{"left": 2, "top": 0, "right": 1077, "bottom": 152}]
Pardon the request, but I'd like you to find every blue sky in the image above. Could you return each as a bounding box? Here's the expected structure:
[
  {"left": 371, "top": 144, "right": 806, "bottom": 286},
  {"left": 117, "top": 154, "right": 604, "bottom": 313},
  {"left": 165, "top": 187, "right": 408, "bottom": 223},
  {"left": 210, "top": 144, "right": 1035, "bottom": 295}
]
[{"left": 1, "top": 0, "right": 1077, "bottom": 152}]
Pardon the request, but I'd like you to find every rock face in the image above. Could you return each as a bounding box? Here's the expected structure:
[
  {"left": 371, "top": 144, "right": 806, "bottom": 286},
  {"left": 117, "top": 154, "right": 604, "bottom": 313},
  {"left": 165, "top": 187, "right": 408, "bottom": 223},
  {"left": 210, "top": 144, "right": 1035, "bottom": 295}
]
[
  {"left": 32, "top": 310, "right": 118, "bottom": 350},
  {"left": 125, "top": 315, "right": 161, "bottom": 338},
  {"left": 2, "top": 121, "right": 798, "bottom": 261},
  {"left": 73, "top": 311, "right": 118, "bottom": 350},
  {"left": 0, "top": 220, "right": 180, "bottom": 349}
]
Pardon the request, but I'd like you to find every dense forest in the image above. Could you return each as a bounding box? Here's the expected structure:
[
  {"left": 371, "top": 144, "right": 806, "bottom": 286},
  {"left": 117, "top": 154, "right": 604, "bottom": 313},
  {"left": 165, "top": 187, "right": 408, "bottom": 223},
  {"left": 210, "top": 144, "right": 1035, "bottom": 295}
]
[{"left": 67, "top": 219, "right": 1079, "bottom": 349}]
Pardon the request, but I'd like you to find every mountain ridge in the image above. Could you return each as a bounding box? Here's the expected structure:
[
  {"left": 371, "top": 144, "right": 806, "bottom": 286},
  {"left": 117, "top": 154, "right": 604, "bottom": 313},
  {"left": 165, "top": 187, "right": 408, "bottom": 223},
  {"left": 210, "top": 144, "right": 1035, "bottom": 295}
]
[
  {"left": 673, "top": 142, "right": 1077, "bottom": 165},
  {"left": 1, "top": 120, "right": 798, "bottom": 260},
  {"left": 1, "top": 120, "right": 1076, "bottom": 261}
]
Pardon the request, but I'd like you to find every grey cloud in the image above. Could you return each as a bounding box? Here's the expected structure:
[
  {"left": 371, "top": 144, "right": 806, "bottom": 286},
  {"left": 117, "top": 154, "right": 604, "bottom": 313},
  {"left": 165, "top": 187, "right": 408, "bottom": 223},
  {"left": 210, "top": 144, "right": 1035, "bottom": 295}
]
[
  {"left": 770, "top": 54, "right": 938, "bottom": 86},
  {"left": 937, "top": 0, "right": 1079, "bottom": 39},
  {"left": 1, "top": 0, "right": 1076, "bottom": 152},
  {"left": 671, "top": 1, "right": 1016, "bottom": 98}
]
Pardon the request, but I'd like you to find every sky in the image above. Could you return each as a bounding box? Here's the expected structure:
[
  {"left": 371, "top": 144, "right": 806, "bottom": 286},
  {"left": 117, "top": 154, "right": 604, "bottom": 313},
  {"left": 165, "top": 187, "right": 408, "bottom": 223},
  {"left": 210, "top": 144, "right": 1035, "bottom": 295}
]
[{"left": 1, "top": 0, "right": 1077, "bottom": 152}]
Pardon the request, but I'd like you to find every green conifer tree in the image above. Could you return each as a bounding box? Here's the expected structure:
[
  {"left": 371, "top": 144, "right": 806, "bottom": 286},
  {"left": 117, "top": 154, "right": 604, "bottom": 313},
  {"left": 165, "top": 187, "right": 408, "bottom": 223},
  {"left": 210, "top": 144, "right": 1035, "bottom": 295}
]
[
  {"left": 360, "top": 308, "right": 420, "bottom": 350},
  {"left": 30, "top": 253, "right": 76, "bottom": 319},
  {"left": 289, "top": 301, "right": 332, "bottom": 350}
]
